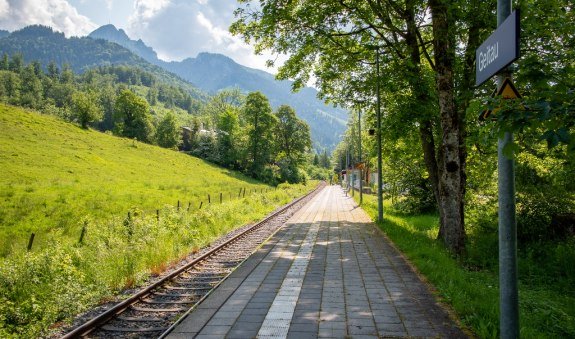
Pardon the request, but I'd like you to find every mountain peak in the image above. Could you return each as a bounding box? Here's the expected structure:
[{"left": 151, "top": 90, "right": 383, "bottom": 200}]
[
  {"left": 89, "top": 24, "right": 158, "bottom": 64},
  {"left": 89, "top": 24, "right": 130, "bottom": 42},
  {"left": 197, "top": 52, "right": 233, "bottom": 61}
]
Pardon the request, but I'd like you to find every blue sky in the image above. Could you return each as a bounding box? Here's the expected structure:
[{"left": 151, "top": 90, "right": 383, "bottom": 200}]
[{"left": 0, "top": 0, "right": 280, "bottom": 72}]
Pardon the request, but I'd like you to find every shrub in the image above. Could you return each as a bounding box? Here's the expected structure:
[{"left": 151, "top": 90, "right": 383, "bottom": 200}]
[{"left": 516, "top": 186, "right": 574, "bottom": 243}]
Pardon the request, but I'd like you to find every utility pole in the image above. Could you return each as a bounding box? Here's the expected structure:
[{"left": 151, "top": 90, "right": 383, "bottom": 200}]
[
  {"left": 358, "top": 109, "right": 363, "bottom": 205},
  {"left": 497, "top": 0, "right": 519, "bottom": 338},
  {"left": 375, "top": 47, "right": 383, "bottom": 222}
]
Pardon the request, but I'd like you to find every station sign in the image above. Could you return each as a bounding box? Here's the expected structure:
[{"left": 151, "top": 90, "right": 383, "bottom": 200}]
[{"left": 476, "top": 10, "right": 520, "bottom": 86}]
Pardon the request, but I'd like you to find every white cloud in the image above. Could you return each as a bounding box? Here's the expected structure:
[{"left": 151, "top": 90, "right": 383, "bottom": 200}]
[
  {"left": 130, "top": 0, "right": 170, "bottom": 22},
  {"left": 126, "top": 0, "right": 283, "bottom": 73},
  {"left": 0, "top": 0, "right": 96, "bottom": 36},
  {"left": 0, "top": 0, "right": 9, "bottom": 17}
]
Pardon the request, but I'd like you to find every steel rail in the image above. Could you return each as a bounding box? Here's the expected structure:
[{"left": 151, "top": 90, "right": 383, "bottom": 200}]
[{"left": 61, "top": 182, "right": 324, "bottom": 338}]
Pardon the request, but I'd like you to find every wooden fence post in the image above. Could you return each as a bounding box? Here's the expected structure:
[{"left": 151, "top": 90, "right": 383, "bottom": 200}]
[
  {"left": 27, "top": 233, "right": 35, "bottom": 251},
  {"left": 79, "top": 221, "right": 87, "bottom": 244},
  {"left": 220, "top": 192, "right": 223, "bottom": 204},
  {"left": 208, "top": 194, "right": 211, "bottom": 203},
  {"left": 199, "top": 201, "right": 203, "bottom": 209}
]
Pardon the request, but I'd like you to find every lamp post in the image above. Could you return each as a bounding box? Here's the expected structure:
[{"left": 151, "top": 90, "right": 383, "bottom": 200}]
[
  {"left": 346, "top": 146, "right": 350, "bottom": 196},
  {"left": 358, "top": 109, "right": 363, "bottom": 205},
  {"left": 375, "top": 46, "right": 383, "bottom": 222}
]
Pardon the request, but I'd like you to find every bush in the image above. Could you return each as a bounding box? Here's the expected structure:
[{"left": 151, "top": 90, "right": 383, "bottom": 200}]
[
  {"left": 516, "top": 186, "right": 574, "bottom": 243},
  {"left": 392, "top": 177, "right": 436, "bottom": 214},
  {"left": 0, "top": 245, "right": 105, "bottom": 337}
]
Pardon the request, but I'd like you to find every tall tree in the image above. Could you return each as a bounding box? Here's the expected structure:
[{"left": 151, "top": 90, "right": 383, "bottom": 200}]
[
  {"left": 113, "top": 89, "right": 154, "bottom": 143},
  {"left": 71, "top": 90, "right": 103, "bottom": 129},
  {"left": 216, "top": 107, "right": 241, "bottom": 168},
  {"left": 0, "top": 53, "right": 8, "bottom": 70},
  {"left": 241, "top": 91, "right": 276, "bottom": 178},
  {"left": 427, "top": 0, "right": 465, "bottom": 253},
  {"left": 274, "top": 105, "right": 311, "bottom": 162},
  {"left": 156, "top": 112, "right": 180, "bottom": 149},
  {"left": 274, "top": 105, "right": 311, "bottom": 182},
  {"left": 19, "top": 64, "right": 43, "bottom": 108},
  {"left": 0, "top": 70, "right": 21, "bottom": 103},
  {"left": 47, "top": 61, "right": 59, "bottom": 79},
  {"left": 8, "top": 53, "right": 23, "bottom": 73}
]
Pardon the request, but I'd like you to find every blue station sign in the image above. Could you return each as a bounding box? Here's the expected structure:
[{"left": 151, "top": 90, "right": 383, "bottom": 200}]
[{"left": 475, "top": 10, "right": 520, "bottom": 87}]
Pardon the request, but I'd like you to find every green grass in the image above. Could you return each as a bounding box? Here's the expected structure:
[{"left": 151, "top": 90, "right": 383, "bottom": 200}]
[
  {"left": 0, "top": 104, "right": 315, "bottom": 337},
  {"left": 353, "top": 192, "right": 575, "bottom": 338},
  {"left": 0, "top": 103, "right": 272, "bottom": 256}
]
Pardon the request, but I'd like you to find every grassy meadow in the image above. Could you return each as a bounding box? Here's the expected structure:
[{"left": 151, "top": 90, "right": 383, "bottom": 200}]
[
  {"left": 0, "top": 103, "right": 270, "bottom": 255},
  {"left": 354, "top": 192, "right": 575, "bottom": 338},
  {"left": 0, "top": 104, "right": 314, "bottom": 337}
]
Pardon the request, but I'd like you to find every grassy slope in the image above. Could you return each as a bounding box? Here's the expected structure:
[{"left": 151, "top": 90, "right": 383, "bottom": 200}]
[
  {"left": 353, "top": 192, "right": 574, "bottom": 338},
  {"left": 0, "top": 103, "right": 267, "bottom": 255}
]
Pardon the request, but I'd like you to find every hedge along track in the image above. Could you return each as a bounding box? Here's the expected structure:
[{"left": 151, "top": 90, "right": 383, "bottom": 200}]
[{"left": 61, "top": 182, "right": 325, "bottom": 339}]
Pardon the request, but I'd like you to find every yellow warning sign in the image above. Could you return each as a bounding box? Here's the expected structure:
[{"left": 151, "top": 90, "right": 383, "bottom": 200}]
[{"left": 480, "top": 78, "right": 522, "bottom": 121}]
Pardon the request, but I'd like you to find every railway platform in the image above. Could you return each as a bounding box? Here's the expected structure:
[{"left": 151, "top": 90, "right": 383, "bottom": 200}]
[{"left": 166, "top": 185, "right": 466, "bottom": 338}]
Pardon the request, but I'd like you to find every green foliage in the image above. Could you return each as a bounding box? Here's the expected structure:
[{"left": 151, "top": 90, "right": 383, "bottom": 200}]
[
  {"left": 113, "top": 89, "right": 154, "bottom": 143},
  {"left": 516, "top": 186, "right": 574, "bottom": 243},
  {"left": 155, "top": 112, "right": 181, "bottom": 149},
  {"left": 19, "top": 64, "right": 43, "bottom": 109},
  {"left": 71, "top": 90, "right": 103, "bottom": 129},
  {"left": 0, "top": 70, "right": 20, "bottom": 104},
  {"left": 242, "top": 91, "right": 277, "bottom": 178},
  {"left": 0, "top": 245, "right": 105, "bottom": 338},
  {"left": 274, "top": 105, "right": 311, "bottom": 183},
  {"left": 487, "top": 0, "right": 575, "bottom": 154},
  {"left": 305, "top": 164, "right": 331, "bottom": 182},
  {"left": 216, "top": 107, "right": 241, "bottom": 168},
  {"left": 392, "top": 177, "right": 437, "bottom": 214},
  {"left": 318, "top": 150, "right": 330, "bottom": 169}
]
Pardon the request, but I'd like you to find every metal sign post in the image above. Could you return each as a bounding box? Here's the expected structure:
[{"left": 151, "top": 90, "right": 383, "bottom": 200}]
[
  {"left": 476, "top": 1, "right": 520, "bottom": 337},
  {"left": 496, "top": 1, "right": 520, "bottom": 338}
]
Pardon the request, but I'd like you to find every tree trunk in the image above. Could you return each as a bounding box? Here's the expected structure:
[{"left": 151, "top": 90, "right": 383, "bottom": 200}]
[
  {"left": 419, "top": 122, "right": 441, "bottom": 207},
  {"left": 429, "top": 0, "right": 466, "bottom": 255},
  {"left": 404, "top": 0, "right": 442, "bottom": 219}
]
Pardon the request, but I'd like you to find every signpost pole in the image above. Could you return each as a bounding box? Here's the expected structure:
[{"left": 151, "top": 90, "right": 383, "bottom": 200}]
[{"left": 497, "top": 1, "right": 519, "bottom": 338}]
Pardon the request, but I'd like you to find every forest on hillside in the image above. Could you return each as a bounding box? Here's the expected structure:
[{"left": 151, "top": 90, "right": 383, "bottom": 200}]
[{"left": 0, "top": 53, "right": 332, "bottom": 185}]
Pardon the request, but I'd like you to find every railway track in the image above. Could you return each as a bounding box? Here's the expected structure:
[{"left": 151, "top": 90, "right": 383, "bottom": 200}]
[{"left": 61, "top": 183, "right": 324, "bottom": 338}]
